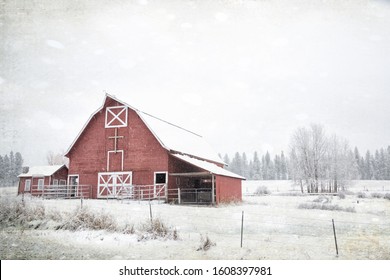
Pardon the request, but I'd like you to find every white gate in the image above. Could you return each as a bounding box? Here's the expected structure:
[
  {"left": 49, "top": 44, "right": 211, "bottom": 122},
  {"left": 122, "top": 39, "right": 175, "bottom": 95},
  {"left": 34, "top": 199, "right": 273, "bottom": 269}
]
[{"left": 97, "top": 171, "right": 133, "bottom": 198}]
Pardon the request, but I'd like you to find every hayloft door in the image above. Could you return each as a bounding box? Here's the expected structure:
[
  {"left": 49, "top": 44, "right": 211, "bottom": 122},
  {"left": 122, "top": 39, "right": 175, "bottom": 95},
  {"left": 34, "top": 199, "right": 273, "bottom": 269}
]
[{"left": 97, "top": 172, "right": 133, "bottom": 198}]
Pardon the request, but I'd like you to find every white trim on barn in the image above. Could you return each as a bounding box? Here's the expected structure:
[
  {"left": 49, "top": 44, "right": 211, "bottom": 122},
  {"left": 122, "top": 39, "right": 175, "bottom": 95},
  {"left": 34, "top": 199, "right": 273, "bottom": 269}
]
[
  {"left": 25, "top": 179, "right": 31, "bottom": 191},
  {"left": 97, "top": 171, "right": 133, "bottom": 198},
  {"left": 154, "top": 171, "right": 168, "bottom": 197},
  {"left": 107, "top": 150, "right": 124, "bottom": 171},
  {"left": 37, "top": 179, "right": 44, "bottom": 190},
  {"left": 65, "top": 94, "right": 225, "bottom": 165},
  {"left": 105, "top": 106, "right": 128, "bottom": 128}
]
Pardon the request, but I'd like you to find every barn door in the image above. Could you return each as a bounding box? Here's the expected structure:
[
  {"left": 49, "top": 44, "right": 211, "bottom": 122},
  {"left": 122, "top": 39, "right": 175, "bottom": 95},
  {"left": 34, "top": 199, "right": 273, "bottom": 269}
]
[{"left": 97, "top": 172, "right": 133, "bottom": 198}]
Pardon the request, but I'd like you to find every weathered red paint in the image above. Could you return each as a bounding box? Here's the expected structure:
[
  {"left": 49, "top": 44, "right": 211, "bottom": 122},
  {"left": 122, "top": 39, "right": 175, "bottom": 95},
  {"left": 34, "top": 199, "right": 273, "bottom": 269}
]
[
  {"left": 66, "top": 97, "right": 169, "bottom": 198},
  {"left": 65, "top": 95, "right": 243, "bottom": 203},
  {"left": 215, "top": 175, "right": 242, "bottom": 204}
]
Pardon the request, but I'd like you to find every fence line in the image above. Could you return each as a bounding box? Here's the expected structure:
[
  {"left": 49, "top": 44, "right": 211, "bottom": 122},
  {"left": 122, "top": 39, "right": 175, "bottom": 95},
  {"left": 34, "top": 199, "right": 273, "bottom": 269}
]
[
  {"left": 12, "top": 195, "right": 389, "bottom": 258},
  {"left": 24, "top": 195, "right": 390, "bottom": 228}
]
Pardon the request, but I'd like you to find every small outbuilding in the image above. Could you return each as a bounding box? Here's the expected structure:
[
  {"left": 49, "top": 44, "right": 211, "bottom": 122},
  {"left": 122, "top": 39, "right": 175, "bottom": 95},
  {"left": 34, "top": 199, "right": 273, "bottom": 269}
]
[{"left": 18, "top": 165, "right": 68, "bottom": 196}]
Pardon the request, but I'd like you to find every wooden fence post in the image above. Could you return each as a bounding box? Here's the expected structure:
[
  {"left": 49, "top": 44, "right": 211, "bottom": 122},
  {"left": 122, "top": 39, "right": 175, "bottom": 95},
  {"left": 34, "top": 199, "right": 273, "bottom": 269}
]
[
  {"left": 178, "top": 188, "right": 181, "bottom": 204},
  {"left": 241, "top": 211, "right": 244, "bottom": 248},
  {"left": 332, "top": 219, "right": 339, "bottom": 257},
  {"left": 149, "top": 201, "right": 153, "bottom": 224}
]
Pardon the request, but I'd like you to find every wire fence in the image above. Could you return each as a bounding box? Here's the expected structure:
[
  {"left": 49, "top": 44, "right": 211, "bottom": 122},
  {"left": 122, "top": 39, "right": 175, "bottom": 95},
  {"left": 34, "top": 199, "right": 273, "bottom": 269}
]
[
  {"left": 16, "top": 193, "right": 389, "bottom": 259},
  {"left": 4, "top": 181, "right": 389, "bottom": 259}
]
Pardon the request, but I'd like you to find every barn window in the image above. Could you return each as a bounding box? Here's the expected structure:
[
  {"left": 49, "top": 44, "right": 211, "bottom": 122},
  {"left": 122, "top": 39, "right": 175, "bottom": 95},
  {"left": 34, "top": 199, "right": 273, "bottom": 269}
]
[
  {"left": 25, "top": 179, "right": 31, "bottom": 191},
  {"left": 59, "top": 179, "right": 66, "bottom": 185},
  {"left": 52, "top": 179, "right": 59, "bottom": 185},
  {"left": 154, "top": 172, "right": 167, "bottom": 185},
  {"left": 37, "top": 179, "right": 44, "bottom": 190},
  {"left": 105, "top": 106, "right": 128, "bottom": 128}
]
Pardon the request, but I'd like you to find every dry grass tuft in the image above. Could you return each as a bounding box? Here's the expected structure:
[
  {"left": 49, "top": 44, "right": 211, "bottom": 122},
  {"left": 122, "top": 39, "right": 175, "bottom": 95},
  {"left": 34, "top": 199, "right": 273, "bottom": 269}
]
[
  {"left": 58, "top": 207, "right": 117, "bottom": 232},
  {"left": 298, "top": 202, "right": 356, "bottom": 213},
  {"left": 197, "top": 234, "right": 216, "bottom": 251},
  {"left": 138, "top": 218, "right": 178, "bottom": 241},
  {"left": 254, "top": 186, "right": 271, "bottom": 196},
  {"left": 357, "top": 192, "right": 367, "bottom": 198},
  {"left": 371, "top": 193, "right": 384, "bottom": 199},
  {"left": 0, "top": 197, "right": 47, "bottom": 228},
  {"left": 122, "top": 223, "right": 135, "bottom": 235}
]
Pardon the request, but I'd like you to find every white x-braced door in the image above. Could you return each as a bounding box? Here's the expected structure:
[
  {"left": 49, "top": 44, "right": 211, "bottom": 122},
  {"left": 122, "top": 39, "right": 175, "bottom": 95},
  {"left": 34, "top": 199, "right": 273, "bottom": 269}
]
[{"left": 97, "top": 172, "right": 133, "bottom": 198}]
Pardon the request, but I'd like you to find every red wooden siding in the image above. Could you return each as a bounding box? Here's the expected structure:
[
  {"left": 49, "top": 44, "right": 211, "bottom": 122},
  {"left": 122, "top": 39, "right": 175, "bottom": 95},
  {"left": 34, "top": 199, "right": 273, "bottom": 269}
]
[
  {"left": 67, "top": 98, "right": 169, "bottom": 198},
  {"left": 215, "top": 175, "right": 242, "bottom": 203}
]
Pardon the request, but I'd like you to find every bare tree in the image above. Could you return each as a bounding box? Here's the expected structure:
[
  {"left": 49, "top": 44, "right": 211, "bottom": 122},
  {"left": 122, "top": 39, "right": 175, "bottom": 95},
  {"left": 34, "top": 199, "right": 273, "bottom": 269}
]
[
  {"left": 46, "top": 150, "right": 69, "bottom": 166},
  {"left": 326, "top": 135, "right": 357, "bottom": 192},
  {"left": 290, "top": 124, "right": 358, "bottom": 193},
  {"left": 290, "top": 124, "right": 328, "bottom": 193}
]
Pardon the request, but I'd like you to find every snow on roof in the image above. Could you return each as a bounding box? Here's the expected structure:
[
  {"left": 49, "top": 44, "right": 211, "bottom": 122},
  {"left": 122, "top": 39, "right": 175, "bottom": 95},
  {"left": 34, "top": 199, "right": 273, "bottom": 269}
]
[
  {"left": 65, "top": 94, "right": 225, "bottom": 165},
  {"left": 18, "top": 165, "right": 67, "bottom": 178},
  {"left": 172, "top": 154, "right": 245, "bottom": 180},
  {"left": 138, "top": 111, "right": 224, "bottom": 165}
]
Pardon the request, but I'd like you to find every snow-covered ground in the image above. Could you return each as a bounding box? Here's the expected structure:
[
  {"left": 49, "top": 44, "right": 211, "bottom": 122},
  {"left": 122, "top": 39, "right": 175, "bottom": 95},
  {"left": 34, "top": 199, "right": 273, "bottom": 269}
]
[{"left": 1, "top": 181, "right": 389, "bottom": 260}]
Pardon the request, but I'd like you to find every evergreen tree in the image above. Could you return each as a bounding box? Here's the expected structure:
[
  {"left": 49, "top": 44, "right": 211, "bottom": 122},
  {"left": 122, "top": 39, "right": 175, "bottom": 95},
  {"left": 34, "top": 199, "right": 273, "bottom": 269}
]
[
  {"left": 387, "top": 146, "right": 390, "bottom": 180},
  {"left": 263, "top": 151, "right": 274, "bottom": 180},
  {"left": 223, "top": 154, "right": 230, "bottom": 166},
  {"left": 360, "top": 156, "right": 365, "bottom": 179},
  {"left": 252, "top": 151, "right": 262, "bottom": 179},
  {"left": 3, "top": 155, "right": 10, "bottom": 186},
  {"left": 354, "top": 147, "right": 362, "bottom": 179},
  {"left": 0, "top": 152, "right": 24, "bottom": 186},
  {"left": 274, "top": 154, "right": 281, "bottom": 180},
  {"left": 230, "top": 152, "right": 242, "bottom": 176},
  {"left": 379, "top": 148, "right": 386, "bottom": 180},
  {"left": 0, "top": 155, "right": 4, "bottom": 185},
  {"left": 248, "top": 159, "right": 254, "bottom": 179},
  {"left": 241, "top": 152, "right": 249, "bottom": 178},
  {"left": 13, "top": 152, "right": 23, "bottom": 185},
  {"left": 373, "top": 150, "right": 380, "bottom": 179},
  {"left": 9, "top": 151, "right": 15, "bottom": 185},
  {"left": 364, "top": 150, "right": 373, "bottom": 180},
  {"left": 261, "top": 155, "right": 266, "bottom": 179}
]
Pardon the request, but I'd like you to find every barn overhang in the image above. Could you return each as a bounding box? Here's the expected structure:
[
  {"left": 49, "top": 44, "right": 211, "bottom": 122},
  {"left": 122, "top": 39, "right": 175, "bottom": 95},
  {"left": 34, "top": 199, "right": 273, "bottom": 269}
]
[
  {"left": 169, "top": 154, "right": 244, "bottom": 205},
  {"left": 170, "top": 154, "right": 245, "bottom": 180}
]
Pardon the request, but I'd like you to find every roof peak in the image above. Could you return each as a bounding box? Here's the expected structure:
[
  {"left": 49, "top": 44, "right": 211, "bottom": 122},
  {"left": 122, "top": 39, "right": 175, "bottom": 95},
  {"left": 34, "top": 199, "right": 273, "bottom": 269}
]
[{"left": 104, "top": 93, "right": 203, "bottom": 137}]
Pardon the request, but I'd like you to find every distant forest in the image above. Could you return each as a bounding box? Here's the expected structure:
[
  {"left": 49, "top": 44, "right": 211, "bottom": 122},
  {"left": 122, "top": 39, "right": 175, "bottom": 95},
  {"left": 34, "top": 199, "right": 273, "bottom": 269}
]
[
  {"left": 222, "top": 145, "right": 390, "bottom": 181},
  {"left": 0, "top": 151, "right": 24, "bottom": 187}
]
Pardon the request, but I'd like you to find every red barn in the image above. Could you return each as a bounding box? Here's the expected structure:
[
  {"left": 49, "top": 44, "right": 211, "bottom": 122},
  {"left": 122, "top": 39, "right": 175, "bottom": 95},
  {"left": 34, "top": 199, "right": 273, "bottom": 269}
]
[
  {"left": 18, "top": 165, "right": 68, "bottom": 196},
  {"left": 64, "top": 94, "right": 244, "bottom": 204}
]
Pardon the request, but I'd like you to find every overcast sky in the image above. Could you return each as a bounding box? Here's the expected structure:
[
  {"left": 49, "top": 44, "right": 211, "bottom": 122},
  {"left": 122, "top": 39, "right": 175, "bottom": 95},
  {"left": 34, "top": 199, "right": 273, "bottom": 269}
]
[{"left": 1, "top": 0, "right": 390, "bottom": 166}]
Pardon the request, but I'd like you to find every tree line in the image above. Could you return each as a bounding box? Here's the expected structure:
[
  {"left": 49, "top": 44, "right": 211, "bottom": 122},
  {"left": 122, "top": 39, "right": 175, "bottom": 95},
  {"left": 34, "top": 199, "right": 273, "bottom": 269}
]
[
  {"left": 222, "top": 151, "right": 289, "bottom": 180},
  {"left": 0, "top": 151, "right": 24, "bottom": 187},
  {"left": 223, "top": 124, "right": 390, "bottom": 193}
]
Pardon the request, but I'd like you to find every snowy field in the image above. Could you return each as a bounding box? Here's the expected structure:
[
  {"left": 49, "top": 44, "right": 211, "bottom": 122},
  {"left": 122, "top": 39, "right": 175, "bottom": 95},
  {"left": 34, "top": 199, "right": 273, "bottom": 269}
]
[{"left": 1, "top": 180, "right": 389, "bottom": 260}]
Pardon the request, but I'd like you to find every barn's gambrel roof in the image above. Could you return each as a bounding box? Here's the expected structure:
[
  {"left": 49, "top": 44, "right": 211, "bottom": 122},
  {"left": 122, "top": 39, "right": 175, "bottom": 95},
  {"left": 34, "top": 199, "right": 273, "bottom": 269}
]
[{"left": 65, "top": 94, "right": 225, "bottom": 165}]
